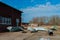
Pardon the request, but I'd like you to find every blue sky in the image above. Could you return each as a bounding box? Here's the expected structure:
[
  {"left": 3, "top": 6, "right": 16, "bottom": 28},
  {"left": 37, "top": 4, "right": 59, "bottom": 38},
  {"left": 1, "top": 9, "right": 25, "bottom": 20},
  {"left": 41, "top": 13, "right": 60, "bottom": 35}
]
[{"left": 1, "top": 0, "right": 60, "bottom": 23}]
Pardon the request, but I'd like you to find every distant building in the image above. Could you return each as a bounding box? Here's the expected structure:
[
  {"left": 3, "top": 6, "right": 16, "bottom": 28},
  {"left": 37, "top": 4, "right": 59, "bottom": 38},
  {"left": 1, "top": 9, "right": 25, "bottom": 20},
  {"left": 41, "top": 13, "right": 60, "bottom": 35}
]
[{"left": 0, "top": 2, "right": 23, "bottom": 32}]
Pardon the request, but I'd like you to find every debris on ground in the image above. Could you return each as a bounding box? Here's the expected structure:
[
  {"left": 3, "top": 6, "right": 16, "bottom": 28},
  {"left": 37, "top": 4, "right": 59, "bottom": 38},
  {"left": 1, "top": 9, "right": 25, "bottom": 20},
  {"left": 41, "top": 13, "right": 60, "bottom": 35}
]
[
  {"left": 39, "top": 37, "right": 50, "bottom": 40},
  {"left": 33, "top": 27, "right": 48, "bottom": 31},
  {"left": 48, "top": 30, "right": 53, "bottom": 36},
  {"left": 7, "top": 26, "right": 24, "bottom": 32},
  {"left": 50, "top": 25, "right": 57, "bottom": 30}
]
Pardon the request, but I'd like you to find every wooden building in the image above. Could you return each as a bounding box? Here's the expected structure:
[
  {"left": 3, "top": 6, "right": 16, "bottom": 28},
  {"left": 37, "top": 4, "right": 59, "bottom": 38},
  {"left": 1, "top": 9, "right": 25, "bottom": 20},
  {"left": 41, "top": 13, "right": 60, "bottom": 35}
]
[{"left": 0, "top": 2, "right": 22, "bottom": 32}]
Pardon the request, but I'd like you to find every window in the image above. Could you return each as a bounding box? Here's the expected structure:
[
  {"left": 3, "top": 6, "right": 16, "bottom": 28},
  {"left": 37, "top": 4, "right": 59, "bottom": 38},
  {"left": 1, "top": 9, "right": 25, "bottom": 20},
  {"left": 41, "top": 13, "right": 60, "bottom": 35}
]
[
  {"left": 16, "top": 19, "right": 19, "bottom": 26},
  {"left": 0, "top": 16, "right": 2, "bottom": 23},
  {"left": 0, "top": 16, "right": 11, "bottom": 25}
]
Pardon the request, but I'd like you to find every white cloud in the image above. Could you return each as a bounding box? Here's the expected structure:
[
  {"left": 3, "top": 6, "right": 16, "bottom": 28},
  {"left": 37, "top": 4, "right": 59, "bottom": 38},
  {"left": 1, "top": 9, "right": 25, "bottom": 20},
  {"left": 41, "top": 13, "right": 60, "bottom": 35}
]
[
  {"left": 22, "top": 2, "right": 60, "bottom": 13},
  {"left": 21, "top": 2, "right": 60, "bottom": 22}
]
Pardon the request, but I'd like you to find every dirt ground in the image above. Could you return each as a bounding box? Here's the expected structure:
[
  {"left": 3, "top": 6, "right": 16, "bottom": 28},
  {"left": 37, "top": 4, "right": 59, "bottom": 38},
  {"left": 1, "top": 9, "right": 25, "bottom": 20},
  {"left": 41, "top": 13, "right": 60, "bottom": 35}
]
[{"left": 0, "top": 26, "right": 60, "bottom": 40}]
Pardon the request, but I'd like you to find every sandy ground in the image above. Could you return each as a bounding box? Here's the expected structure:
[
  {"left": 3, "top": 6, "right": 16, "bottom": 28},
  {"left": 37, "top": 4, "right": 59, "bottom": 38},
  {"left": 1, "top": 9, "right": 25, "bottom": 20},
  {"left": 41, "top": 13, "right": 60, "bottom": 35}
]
[
  {"left": 0, "top": 26, "right": 60, "bottom": 40},
  {"left": 0, "top": 32, "right": 35, "bottom": 40}
]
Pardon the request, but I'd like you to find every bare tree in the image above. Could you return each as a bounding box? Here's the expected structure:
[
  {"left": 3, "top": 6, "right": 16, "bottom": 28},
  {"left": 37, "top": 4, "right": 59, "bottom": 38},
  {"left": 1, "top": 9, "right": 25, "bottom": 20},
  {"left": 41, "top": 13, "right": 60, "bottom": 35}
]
[
  {"left": 48, "top": 15, "right": 60, "bottom": 25},
  {"left": 30, "top": 17, "right": 39, "bottom": 24},
  {"left": 29, "top": 15, "right": 60, "bottom": 25}
]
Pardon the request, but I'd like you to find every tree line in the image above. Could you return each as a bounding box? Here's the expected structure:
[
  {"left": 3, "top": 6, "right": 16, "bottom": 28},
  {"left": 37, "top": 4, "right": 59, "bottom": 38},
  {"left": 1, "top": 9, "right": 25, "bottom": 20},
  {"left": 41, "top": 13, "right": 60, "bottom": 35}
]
[{"left": 29, "top": 15, "right": 60, "bottom": 25}]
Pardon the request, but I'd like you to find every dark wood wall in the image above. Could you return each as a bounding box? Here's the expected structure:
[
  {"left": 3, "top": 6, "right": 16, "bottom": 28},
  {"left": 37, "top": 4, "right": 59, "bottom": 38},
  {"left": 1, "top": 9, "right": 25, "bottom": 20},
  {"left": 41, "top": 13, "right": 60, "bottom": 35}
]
[{"left": 0, "top": 2, "right": 22, "bottom": 32}]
